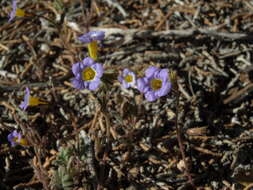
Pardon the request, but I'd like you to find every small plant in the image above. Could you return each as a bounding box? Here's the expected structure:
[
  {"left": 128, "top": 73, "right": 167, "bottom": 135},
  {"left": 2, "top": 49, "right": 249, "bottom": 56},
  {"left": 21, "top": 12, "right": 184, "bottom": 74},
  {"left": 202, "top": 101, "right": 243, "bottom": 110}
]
[
  {"left": 51, "top": 131, "right": 95, "bottom": 190},
  {"left": 51, "top": 145, "right": 75, "bottom": 190}
]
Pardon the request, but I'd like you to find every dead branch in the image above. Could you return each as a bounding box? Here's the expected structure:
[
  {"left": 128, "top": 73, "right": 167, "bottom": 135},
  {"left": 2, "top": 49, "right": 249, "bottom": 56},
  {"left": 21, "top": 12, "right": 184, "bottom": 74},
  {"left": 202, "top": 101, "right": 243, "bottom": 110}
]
[{"left": 94, "top": 27, "right": 253, "bottom": 41}]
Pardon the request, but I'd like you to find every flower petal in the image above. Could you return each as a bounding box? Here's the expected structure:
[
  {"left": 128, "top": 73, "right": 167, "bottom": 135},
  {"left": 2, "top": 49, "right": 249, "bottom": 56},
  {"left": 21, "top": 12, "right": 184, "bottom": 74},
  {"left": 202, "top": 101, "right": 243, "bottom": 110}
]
[
  {"left": 7, "top": 132, "right": 14, "bottom": 143},
  {"left": 72, "top": 62, "right": 81, "bottom": 76},
  {"left": 8, "top": 0, "right": 17, "bottom": 22},
  {"left": 92, "top": 63, "right": 104, "bottom": 78},
  {"left": 145, "top": 91, "right": 157, "bottom": 102},
  {"left": 156, "top": 81, "right": 172, "bottom": 97},
  {"left": 129, "top": 72, "right": 136, "bottom": 85},
  {"left": 78, "top": 31, "right": 105, "bottom": 43},
  {"left": 145, "top": 66, "right": 159, "bottom": 78},
  {"left": 122, "top": 68, "right": 130, "bottom": 76},
  {"left": 25, "top": 87, "right": 30, "bottom": 96},
  {"left": 19, "top": 101, "right": 28, "bottom": 110},
  {"left": 137, "top": 78, "right": 146, "bottom": 93},
  {"left": 89, "top": 31, "right": 105, "bottom": 41},
  {"left": 71, "top": 78, "right": 85, "bottom": 90},
  {"left": 118, "top": 75, "right": 123, "bottom": 83},
  {"left": 19, "top": 87, "right": 30, "bottom": 110},
  {"left": 122, "top": 80, "right": 130, "bottom": 89},
  {"left": 88, "top": 80, "right": 100, "bottom": 91},
  {"left": 78, "top": 34, "right": 92, "bottom": 43},
  {"left": 157, "top": 69, "right": 169, "bottom": 81},
  {"left": 138, "top": 78, "right": 150, "bottom": 93},
  {"left": 83, "top": 57, "right": 94, "bottom": 67}
]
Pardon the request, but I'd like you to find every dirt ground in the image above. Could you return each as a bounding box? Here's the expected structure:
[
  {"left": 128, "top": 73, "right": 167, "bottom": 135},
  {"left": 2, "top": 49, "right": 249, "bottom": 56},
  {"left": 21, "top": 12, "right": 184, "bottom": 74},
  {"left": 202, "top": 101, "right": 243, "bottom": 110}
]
[{"left": 1, "top": 0, "right": 253, "bottom": 190}]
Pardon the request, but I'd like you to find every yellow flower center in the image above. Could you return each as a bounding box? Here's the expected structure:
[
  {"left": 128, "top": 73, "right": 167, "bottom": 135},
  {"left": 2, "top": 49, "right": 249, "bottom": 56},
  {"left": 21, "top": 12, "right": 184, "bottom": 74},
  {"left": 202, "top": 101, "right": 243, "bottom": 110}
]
[
  {"left": 16, "top": 8, "right": 25, "bottom": 17},
  {"left": 88, "top": 41, "right": 98, "bottom": 60},
  {"left": 13, "top": 137, "right": 28, "bottom": 146},
  {"left": 150, "top": 79, "right": 162, "bottom": 91},
  {"left": 29, "top": 97, "right": 47, "bottom": 106},
  {"left": 124, "top": 75, "right": 133, "bottom": 83},
  {"left": 82, "top": 67, "right": 96, "bottom": 81}
]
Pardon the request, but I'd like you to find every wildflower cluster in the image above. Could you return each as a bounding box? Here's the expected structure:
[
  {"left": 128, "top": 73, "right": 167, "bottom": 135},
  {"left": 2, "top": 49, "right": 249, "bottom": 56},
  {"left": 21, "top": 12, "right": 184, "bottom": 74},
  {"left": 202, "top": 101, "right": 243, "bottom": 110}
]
[
  {"left": 3, "top": 0, "right": 194, "bottom": 186},
  {"left": 72, "top": 31, "right": 172, "bottom": 102},
  {"left": 6, "top": 1, "right": 172, "bottom": 148},
  {"left": 7, "top": 1, "right": 172, "bottom": 103}
]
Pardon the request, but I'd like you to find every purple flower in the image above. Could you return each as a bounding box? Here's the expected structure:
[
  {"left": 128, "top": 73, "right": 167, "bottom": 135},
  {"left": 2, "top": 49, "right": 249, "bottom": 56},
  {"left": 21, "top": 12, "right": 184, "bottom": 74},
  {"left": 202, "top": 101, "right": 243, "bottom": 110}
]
[
  {"left": 8, "top": 0, "right": 25, "bottom": 22},
  {"left": 19, "top": 87, "right": 30, "bottom": 110},
  {"left": 137, "top": 66, "right": 172, "bottom": 102},
  {"left": 118, "top": 68, "right": 136, "bottom": 89},
  {"left": 78, "top": 31, "right": 105, "bottom": 60},
  {"left": 78, "top": 31, "right": 105, "bottom": 43},
  {"left": 71, "top": 57, "right": 104, "bottom": 90},
  {"left": 19, "top": 87, "right": 47, "bottom": 110},
  {"left": 8, "top": 130, "right": 28, "bottom": 146},
  {"left": 8, "top": 0, "right": 17, "bottom": 22},
  {"left": 8, "top": 130, "right": 21, "bottom": 146}
]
